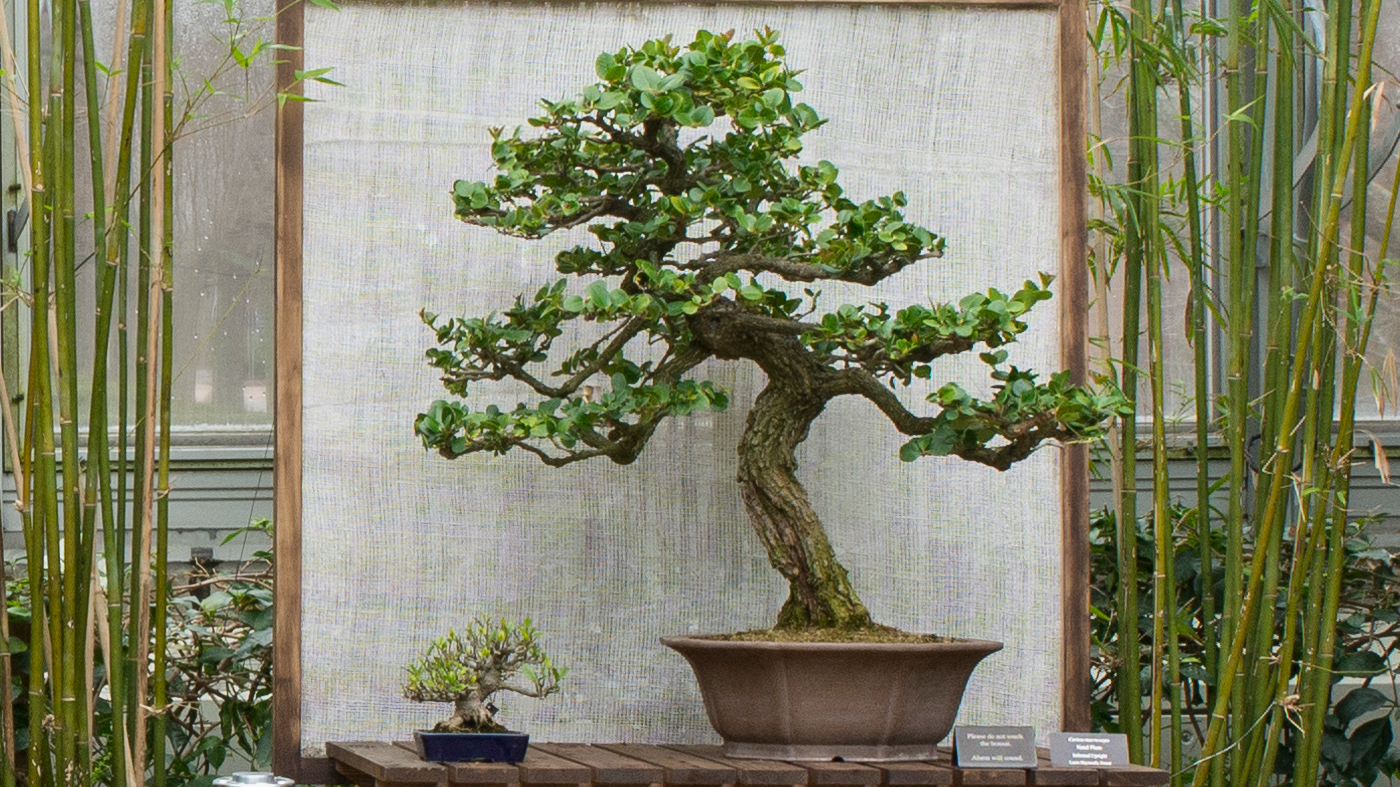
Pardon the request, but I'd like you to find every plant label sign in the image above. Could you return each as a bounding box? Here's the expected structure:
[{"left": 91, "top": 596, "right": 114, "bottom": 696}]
[
  {"left": 1047, "top": 732, "right": 1130, "bottom": 767},
  {"left": 953, "top": 726, "right": 1037, "bottom": 768}
]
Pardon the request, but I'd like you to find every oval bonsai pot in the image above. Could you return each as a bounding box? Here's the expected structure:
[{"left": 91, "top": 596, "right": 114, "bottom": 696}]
[
  {"left": 661, "top": 636, "right": 1002, "bottom": 761},
  {"left": 413, "top": 730, "right": 530, "bottom": 763}
]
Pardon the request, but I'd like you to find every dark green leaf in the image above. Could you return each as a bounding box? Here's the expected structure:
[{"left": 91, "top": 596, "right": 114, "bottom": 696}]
[
  {"left": 1348, "top": 716, "right": 1393, "bottom": 770},
  {"left": 1335, "top": 688, "right": 1391, "bottom": 725},
  {"left": 1336, "top": 651, "right": 1388, "bottom": 678}
]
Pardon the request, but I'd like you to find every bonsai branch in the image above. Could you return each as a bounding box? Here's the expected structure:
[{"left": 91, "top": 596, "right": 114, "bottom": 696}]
[
  {"left": 831, "top": 368, "right": 937, "bottom": 435},
  {"left": 947, "top": 412, "right": 1071, "bottom": 472},
  {"left": 498, "top": 682, "right": 559, "bottom": 699},
  {"left": 463, "top": 195, "right": 645, "bottom": 236},
  {"left": 553, "top": 317, "right": 650, "bottom": 395},
  {"left": 513, "top": 441, "right": 612, "bottom": 468},
  {"left": 691, "top": 250, "right": 941, "bottom": 286}
]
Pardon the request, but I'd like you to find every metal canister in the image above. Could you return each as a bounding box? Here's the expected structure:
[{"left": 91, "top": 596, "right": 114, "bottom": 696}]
[{"left": 211, "top": 773, "right": 296, "bottom": 786}]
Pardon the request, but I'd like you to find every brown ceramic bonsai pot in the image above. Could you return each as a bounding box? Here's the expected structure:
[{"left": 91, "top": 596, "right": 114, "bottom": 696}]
[{"left": 661, "top": 636, "right": 1002, "bottom": 761}]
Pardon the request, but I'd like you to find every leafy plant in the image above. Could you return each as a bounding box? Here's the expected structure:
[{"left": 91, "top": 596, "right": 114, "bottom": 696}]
[
  {"left": 415, "top": 28, "right": 1127, "bottom": 633},
  {"left": 160, "top": 518, "right": 276, "bottom": 786},
  {"left": 1088, "top": 507, "right": 1400, "bottom": 786},
  {"left": 0, "top": 518, "right": 277, "bottom": 787},
  {"left": 402, "top": 617, "right": 566, "bottom": 733}
]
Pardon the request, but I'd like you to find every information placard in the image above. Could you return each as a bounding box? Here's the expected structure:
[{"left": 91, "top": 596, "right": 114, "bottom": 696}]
[
  {"left": 954, "top": 726, "right": 1038, "bottom": 768},
  {"left": 1047, "top": 732, "right": 1131, "bottom": 767}
]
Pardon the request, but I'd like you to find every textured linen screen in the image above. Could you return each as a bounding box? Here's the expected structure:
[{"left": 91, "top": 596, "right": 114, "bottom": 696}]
[{"left": 273, "top": 2, "right": 1088, "bottom": 780}]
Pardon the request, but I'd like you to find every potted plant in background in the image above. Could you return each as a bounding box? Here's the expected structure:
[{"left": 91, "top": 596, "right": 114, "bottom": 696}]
[
  {"left": 414, "top": 29, "right": 1126, "bottom": 760},
  {"left": 402, "top": 616, "right": 567, "bottom": 763}
]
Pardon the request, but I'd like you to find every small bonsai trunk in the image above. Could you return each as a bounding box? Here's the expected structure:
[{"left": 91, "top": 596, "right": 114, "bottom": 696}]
[
  {"left": 737, "top": 379, "right": 873, "bottom": 630},
  {"left": 438, "top": 695, "right": 507, "bottom": 733}
]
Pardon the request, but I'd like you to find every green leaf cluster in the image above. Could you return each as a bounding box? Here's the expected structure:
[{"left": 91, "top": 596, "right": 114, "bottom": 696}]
[
  {"left": 449, "top": 27, "right": 943, "bottom": 282},
  {"left": 803, "top": 276, "right": 1057, "bottom": 384},
  {"left": 415, "top": 379, "right": 728, "bottom": 461},
  {"left": 899, "top": 364, "right": 1131, "bottom": 466}
]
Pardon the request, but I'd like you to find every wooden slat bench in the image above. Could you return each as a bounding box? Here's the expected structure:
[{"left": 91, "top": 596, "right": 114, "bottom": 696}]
[{"left": 324, "top": 742, "right": 1169, "bottom": 787}]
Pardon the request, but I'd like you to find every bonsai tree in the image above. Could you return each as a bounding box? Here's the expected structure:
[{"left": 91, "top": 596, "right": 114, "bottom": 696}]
[
  {"left": 402, "top": 617, "right": 567, "bottom": 733},
  {"left": 414, "top": 29, "right": 1126, "bottom": 633}
]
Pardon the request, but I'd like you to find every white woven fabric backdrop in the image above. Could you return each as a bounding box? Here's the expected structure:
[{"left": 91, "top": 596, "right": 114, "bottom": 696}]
[{"left": 299, "top": 3, "right": 1065, "bottom": 756}]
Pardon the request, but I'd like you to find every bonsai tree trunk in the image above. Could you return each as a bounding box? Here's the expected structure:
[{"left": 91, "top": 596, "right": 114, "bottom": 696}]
[
  {"left": 737, "top": 377, "right": 873, "bottom": 631},
  {"left": 440, "top": 692, "right": 506, "bottom": 733}
]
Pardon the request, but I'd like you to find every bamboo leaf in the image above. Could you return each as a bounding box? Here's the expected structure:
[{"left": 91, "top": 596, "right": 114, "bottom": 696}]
[
  {"left": 1223, "top": 97, "right": 1264, "bottom": 128},
  {"left": 1356, "top": 430, "right": 1391, "bottom": 484},
  {"left": 293, "top": 66, "right": 344, "bottom": 86},
  {"left": 1375, "top": 349, "right": 1398, "bottom": 416}
]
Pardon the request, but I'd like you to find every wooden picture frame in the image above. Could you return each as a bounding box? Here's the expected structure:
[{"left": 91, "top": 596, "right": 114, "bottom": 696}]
[{"left": 272, "top": 3, "right": 1088, "bottom": 781}]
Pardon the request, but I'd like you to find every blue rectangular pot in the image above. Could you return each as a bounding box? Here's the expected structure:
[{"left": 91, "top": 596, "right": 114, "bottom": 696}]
[{"left": 413, "top": 730, "right": 530, "bottom": 763}]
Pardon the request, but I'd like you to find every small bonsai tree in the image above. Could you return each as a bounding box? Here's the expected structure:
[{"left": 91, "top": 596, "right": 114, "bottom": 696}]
[
  {"left": 402, "top": 617, "right": 566, "bottom": 733},
  {"left": 415, "top": 29, "right": 1127, "bottom": 633}
]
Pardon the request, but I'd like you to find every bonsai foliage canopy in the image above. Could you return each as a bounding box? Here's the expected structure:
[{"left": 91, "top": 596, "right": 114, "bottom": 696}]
[
  {"left": 415, "top": 29, "right": 1127, "bottom": 631},
  {"left": 402, "top": 617, "right": 567, "bottom": 733}
]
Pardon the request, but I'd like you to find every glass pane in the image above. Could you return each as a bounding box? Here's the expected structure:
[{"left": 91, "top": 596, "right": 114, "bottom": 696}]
[
  {"left": 71, "top": 0, "right": 275, "bottom": 432},
  {"left": 172, "top": 0, "right": 276, "bottom": 427}
]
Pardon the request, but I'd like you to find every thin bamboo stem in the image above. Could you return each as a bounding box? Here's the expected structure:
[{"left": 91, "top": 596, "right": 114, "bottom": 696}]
[
  {"left": 0, "top": 393, "right": 16, "bottom": 787},
  {"left": 1168, "top": 0, "right": 1214, "bottom": 734},
  {"left": 1118, "top": 0, "right": 1157, "bottom": 756},
  {"left": 104, "top": 1, "right": 148, "bottom": 780},
  {"left": 51, "top": 0, "right": 88, "bottom": 772},
  {"left": 1219, "top": 0, "right": 1251, "bottom": 774},
  {"left": 152, "top": 0, "right": 173, "bottom": 772},
  {"left": 129, "top": 0, "right": 158, "bottom": 767}
]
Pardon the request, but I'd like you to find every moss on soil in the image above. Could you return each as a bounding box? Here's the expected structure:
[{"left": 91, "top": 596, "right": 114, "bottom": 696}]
[{"left": 702, "top": 625, "right": 955, "bottom": 644}]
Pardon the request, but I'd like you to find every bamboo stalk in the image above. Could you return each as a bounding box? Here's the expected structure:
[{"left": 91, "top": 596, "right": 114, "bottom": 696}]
[
  {"left": 103, "top": 0, "right": 148, "bottom": 781},
  {"left": 0, "top": 9, "right": 32, "bottom": 785},
  {"left": 19, "top": 321, "right": 43, "bottom": 787},
  {"left": 0, "top": 551, "right": 12, "bottom": 787},
  {"left": 1147, "top": 227, "right": 1171, "bottom": 774},
  {"left": 28, "top": 11, "right": 61, "bottom": 772},
  {"left": 151, "top": 0, "right": 173, "bottom": 773},
  {"left": 1218, "top": 0, "right": 1252, "bottom": 773},
  {"left": 1126, "top": 3, "right": 1165, "bottom": 763},
  {"left": 0, "top": 359, "right": 19, "bottom": 787},
  {"left": 1166, "top": 0, "right": 1214, "bottom": 737},
  {"left": 1117, "top": 0, "right": 1154, "bottom": 756},
  {"left": 51, "top": 0, "right": 88, "bottom": 772},
  {"left": 1292, "top": 8, "right": 1381, "bottom": 782},
  {"left": 133, "top": 0, "right": 169, "bottom": 775},
  {"left": 128, "top": 0, "right": 159, "bottom": 767}
]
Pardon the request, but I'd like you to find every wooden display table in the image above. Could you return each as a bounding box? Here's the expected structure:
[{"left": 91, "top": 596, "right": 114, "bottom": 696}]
[{"left": 325, "top": 741, "right": 1169, "bottom": 787}]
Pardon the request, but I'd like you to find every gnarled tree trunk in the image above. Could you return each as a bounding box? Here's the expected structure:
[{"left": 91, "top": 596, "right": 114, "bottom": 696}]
[
  {"left": 736, "top": 374, "right": 872, "bottom": 631},
  {"left": 439, "top": 693, "right": 505, "bottom": 733},
  {"left": 692, "top": 301, "right": 875, "bottom": 630}
]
